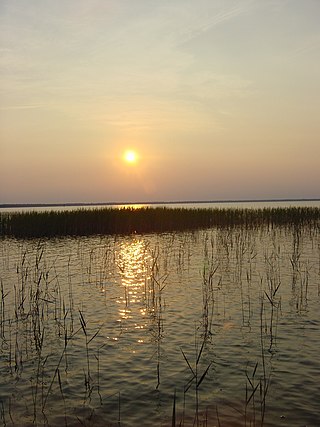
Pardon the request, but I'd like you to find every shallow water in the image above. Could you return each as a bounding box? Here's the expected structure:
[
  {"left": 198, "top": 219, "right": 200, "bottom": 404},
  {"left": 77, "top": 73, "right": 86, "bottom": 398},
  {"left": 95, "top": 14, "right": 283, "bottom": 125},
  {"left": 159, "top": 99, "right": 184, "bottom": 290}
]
[{"left": 0, "top": 224, "right": 319, "bottom": 426}]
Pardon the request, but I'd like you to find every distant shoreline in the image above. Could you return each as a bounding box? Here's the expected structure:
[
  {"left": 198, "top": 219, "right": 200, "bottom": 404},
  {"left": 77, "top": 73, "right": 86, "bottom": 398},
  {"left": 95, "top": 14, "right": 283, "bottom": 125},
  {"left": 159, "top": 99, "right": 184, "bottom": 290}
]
[{"left": 1, "top": 198, "right": 319, "bottom": 209}]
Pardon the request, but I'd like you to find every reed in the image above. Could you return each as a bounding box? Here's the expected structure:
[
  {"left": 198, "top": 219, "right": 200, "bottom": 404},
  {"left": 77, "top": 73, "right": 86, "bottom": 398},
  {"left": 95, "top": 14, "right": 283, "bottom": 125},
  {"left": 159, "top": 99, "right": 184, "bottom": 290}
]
[
  {"left": 146, "top": 244, "right": 168, "bottom": 389},
  {"left": 0, "top": 279, "right": 7, "bottom": 339},
  {"left": 79, "top": 309, "right": 103, "bottom": 401},
  {"left": 180, "top": 331, "right": 213, "bottom": 426},
  {"left": 1, "top": 206, "right": 319, "bottom": 238}
]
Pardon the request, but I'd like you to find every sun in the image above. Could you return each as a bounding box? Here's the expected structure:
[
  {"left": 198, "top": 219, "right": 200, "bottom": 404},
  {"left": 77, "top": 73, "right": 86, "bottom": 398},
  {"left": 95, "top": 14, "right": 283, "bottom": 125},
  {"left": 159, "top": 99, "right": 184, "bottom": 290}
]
[{"left": 123, "top": 150, "right": 138, "bottom": 164}]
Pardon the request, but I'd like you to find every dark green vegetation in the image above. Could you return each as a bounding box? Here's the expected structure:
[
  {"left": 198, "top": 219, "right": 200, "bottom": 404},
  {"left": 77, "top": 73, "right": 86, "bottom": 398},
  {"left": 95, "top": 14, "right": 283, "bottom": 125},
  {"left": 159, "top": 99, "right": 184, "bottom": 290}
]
[{"left": 1, "top": 206, "right": 319, "bottom": 238}]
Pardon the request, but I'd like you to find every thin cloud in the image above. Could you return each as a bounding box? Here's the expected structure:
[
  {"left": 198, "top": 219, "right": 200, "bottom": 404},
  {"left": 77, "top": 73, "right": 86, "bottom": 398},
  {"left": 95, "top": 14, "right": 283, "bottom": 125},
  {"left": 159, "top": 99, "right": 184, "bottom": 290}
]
[
  {"left": 0, "top": 105, "right": 43, "bottom": 110},
  {"left": 291, "top": 35, "right": 320, "bottom": 58},
  {"left": 175, "top": 0, "right": 254, "bottom": 46}
]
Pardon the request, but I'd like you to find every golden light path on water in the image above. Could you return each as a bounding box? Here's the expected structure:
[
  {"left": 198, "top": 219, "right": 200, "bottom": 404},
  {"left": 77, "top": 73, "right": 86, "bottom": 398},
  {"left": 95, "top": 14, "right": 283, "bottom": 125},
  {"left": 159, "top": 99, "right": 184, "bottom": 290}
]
[{"left": 115, "top": 239, "right": 152, "bottom": 344}]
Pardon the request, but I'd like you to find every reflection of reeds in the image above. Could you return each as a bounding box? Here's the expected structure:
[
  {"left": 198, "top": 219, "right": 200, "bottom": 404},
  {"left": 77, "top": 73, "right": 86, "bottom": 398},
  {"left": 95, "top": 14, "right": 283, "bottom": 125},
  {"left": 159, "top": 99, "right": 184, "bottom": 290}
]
[{"left": 1, "top": 206, "right": 319, "bottom": 237}]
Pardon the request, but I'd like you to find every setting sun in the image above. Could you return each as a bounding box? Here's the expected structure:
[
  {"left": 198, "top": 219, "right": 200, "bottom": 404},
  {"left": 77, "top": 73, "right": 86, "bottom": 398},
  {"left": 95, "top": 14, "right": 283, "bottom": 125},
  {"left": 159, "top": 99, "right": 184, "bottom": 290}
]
[{"left": 124, "top": 150, "right": 138, "bottom": 164}]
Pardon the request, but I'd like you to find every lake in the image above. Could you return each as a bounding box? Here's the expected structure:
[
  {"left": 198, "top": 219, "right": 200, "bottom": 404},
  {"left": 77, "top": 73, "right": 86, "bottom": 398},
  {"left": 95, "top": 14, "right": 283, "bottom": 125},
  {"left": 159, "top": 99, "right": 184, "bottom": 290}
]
[{"left": 0, "top": 203, "right": 319, "bottom": 426}]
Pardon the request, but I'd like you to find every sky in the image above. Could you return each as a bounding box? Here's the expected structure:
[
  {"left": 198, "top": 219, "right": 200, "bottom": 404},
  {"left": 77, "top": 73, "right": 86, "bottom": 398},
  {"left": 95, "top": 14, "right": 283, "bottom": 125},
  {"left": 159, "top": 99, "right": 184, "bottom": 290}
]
[{"left": 1, "top": 0, "right": 320, "bottom": 204}]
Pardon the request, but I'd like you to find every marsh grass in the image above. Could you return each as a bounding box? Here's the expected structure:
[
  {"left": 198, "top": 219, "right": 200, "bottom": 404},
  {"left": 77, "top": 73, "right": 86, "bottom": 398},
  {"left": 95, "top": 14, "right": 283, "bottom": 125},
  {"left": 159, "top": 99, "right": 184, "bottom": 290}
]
[
  {"left": 0, "top": 240, "right": 107, "bottom": 426},
  {"left": 1, "top": 206, "right": 319, "bottom": 238}
]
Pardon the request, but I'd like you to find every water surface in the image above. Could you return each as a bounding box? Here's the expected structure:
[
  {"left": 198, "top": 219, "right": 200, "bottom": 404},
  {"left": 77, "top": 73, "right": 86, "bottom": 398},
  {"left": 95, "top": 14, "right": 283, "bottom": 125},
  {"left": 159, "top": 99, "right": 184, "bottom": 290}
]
[{"left": 0, "top": 223, "right": 319, "bottom": 426}]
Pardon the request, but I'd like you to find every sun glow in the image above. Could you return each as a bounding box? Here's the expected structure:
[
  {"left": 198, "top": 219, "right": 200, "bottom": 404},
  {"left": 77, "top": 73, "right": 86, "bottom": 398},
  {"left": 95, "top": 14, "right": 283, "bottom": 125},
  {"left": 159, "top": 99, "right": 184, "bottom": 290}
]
[{"left": 124, "top": 150, "right": 138, "bottom": 164}]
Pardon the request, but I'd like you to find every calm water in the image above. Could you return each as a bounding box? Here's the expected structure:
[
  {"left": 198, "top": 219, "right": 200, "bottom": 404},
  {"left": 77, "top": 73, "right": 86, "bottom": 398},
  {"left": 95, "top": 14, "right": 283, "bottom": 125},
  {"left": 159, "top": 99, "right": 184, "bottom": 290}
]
[{"left": 0, "top": 221, "right": 319, "bottom": 426}]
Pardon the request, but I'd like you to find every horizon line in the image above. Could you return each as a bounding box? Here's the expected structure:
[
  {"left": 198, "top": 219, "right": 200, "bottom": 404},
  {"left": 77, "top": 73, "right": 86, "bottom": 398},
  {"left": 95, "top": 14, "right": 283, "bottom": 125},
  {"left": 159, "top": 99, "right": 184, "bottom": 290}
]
[{"left": 1, "top": 197, "right": 320, "bottom": 209}]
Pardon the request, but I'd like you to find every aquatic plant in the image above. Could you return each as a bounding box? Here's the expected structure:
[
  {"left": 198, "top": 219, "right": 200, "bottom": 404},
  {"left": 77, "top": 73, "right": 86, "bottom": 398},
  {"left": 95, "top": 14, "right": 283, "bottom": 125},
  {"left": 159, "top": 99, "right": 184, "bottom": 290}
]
[{"left": 0, "top": 206, "right": 319, "bottom": 238}]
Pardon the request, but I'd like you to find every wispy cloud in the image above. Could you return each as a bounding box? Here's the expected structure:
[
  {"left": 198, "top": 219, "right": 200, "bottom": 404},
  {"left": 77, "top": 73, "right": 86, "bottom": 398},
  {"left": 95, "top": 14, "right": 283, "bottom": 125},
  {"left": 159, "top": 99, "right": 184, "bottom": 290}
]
[
  {"left": 0, "top": 105, "right": 43, "bottom": 110},
  {"left": 173, "top": 0, "right": 255, "bottom": 46},
  {"left": 291, "top": 35, "right": 320, "bottom": 58}
]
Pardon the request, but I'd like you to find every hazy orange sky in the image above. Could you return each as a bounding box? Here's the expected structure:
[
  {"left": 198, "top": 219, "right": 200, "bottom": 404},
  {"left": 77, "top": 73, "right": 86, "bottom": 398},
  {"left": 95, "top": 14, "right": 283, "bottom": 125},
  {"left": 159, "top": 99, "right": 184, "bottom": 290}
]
[{"left": 1, "top": 0, "right": 319, "bottom": 204}]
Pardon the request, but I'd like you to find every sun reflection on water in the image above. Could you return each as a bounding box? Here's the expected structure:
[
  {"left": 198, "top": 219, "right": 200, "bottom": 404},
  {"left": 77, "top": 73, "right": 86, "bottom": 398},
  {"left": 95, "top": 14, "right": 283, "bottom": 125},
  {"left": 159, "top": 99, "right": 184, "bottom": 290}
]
[{"left": 115, "top": 239, "right": 152, "bottom": 339}]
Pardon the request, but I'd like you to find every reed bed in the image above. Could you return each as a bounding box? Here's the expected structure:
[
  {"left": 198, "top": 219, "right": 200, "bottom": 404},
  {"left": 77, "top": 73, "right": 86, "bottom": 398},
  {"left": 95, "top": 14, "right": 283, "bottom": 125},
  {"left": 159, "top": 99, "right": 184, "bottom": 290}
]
[{"left": 1, "top": 206, "right": 319, "bottom": 238}]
